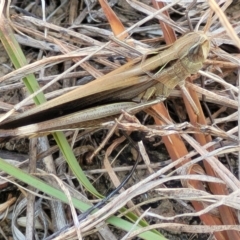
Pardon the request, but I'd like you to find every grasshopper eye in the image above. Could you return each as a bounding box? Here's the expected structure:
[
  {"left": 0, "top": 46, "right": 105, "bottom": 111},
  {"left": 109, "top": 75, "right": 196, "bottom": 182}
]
[
  {"left": 188, "top": 44, "right": 204, "bottom": 62},
  {"left": 188, "top": 39, "right": 209, "bottom": 62},
  {"left": 189, "top": 44, "right": 200, "bottom": 56}
]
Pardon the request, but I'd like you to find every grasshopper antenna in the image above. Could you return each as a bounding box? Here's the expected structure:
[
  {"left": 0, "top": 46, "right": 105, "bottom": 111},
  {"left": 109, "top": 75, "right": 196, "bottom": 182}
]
[
  {"left": 203, "top": 10, "right": 214, "bottom": 34},
  {"left": 185, "top": 0, "right": 197, "bottom": 31},
  {"left": 195, "top": 6, "right": 214, "bottom": 33}
]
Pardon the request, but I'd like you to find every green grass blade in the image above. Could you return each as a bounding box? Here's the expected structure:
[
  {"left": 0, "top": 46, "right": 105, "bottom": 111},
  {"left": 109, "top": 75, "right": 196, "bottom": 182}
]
[
  {"left": 0, "top": 158, "right": 165, "bottom": 239},
  {"left": 53, "top": 132, "right": 102, "bottom": 197},
  {"left": 0, "top": 16, "right": 100, "bottom": 197}
]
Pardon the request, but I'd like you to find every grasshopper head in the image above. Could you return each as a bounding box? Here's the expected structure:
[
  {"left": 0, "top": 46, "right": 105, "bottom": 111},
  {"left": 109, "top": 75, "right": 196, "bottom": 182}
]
[
  {"left": 177, "top": 32, "right": 210, "bottom": 74},
  {"left": 188, "top": 33, "right": 210, "bottom": 62},
  {"left": 177, "top": 32, "right": 210, "bottom": 60}
]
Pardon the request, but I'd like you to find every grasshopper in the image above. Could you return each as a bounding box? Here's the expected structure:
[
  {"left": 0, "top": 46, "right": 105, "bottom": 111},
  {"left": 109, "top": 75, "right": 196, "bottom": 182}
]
[{"left": 0, "top": 32, "right": 210, "bottom": 136}]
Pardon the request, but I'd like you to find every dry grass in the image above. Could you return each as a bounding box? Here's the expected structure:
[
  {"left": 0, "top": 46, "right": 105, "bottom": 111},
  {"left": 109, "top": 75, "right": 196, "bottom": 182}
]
[{"left": 0, "top": 0, "right": 239, "bottom": 239}]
